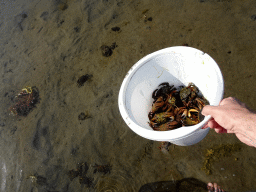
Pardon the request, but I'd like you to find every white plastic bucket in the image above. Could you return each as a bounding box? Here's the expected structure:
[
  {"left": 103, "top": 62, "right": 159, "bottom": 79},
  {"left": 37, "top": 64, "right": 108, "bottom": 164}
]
[{"left": 118, "top": 46, "right": 224, "bottom": 146}]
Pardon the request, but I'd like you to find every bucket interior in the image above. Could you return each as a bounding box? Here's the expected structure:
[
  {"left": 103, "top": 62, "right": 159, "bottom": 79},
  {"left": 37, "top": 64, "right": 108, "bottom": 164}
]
[{"left": 124, "top": 47, "right": 223, "bottom": 135}]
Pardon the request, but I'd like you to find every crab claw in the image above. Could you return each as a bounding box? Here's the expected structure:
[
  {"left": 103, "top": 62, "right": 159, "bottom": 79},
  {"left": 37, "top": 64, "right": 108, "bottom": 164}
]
[
  {"left": 194, "top": 97, "right": 208, "bottom": 110},
  {"left": 148, "top": 121, "right": 159, "bottom": 129},
  {"left": 187, "top": 109, "right": 199, "bottom": 117},
  {"left": 153, "top": 121, "right": 180, "bottom": 131},
  {"left": 148, "top": 111, "right": 155, "bottom": 121},
  {"left": 151, "top": 96, "right": 165, "bottom": 113}
]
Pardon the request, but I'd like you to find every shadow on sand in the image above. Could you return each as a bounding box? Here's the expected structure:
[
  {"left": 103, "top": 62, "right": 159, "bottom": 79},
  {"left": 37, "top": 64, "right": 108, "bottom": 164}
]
[{"left": 139, "top": 177, "right": 208, "bottom": 192}]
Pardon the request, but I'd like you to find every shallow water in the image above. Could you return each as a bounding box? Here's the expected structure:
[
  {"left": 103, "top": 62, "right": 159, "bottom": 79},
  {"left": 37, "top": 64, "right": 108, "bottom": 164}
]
[{"left": 1, "top": 0, "right": 256, "bottom": 191}]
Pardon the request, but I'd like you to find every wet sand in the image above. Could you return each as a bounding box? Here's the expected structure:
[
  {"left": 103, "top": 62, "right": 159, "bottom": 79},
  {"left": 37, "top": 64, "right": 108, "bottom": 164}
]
[{"left": 1, "top": 0, "right": 256, "bottom": 191}]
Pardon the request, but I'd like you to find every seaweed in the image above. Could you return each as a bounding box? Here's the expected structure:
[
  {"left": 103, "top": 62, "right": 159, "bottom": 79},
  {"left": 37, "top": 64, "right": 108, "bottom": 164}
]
[
  {"left": 77, "top": 74, "right": 93, "bottom": 87},
  {"left": 9, "top": 86, "right": 40, "bottom": 117},
  {"left": 201, "top": 143, "right": 242, "bottom": 175},
  {"left": 100, "top": 43, "right": 117, "bottom": 57},
  {"left": 67, "top": 162, "right": 93, "bottom": 187},
  {"left": 93, "top": 164, "right": 112, "bottom": 175}
]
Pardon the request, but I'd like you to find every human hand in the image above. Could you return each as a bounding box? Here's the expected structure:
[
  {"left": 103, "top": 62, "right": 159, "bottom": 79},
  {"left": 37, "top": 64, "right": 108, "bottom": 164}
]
[{"left": 201, "top": 97, "right": 256, "bottom": 147}]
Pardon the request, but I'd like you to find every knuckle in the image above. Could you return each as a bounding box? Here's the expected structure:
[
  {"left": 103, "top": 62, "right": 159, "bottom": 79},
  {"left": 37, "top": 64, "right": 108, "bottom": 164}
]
[{"left": 226, "top": 97, "right": 235, "bottom": 101}]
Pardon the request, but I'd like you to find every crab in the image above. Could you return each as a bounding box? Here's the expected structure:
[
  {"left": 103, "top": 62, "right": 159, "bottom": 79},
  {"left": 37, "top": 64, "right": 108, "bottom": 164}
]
[
  {"left": 188, "top": 83, "right": 199, "bottom": 100},
  {"left": 149, "top": 82, "right": 210, "bottom": 130},
  {"left": 148, "top": 96, "right": 165, "bottom": 120},
  {"left": 152, "top": 96, "right": 165, "bottom": 112},
  {"left": 148, "top": 121, "right": 159, "bottom": 129},
  {"left": 151, "top": 111, "right": 175, "bottom": 124},
  {"left": 194, "top": 97, "right": 209, "bottom": 110},
  {"left": 174, "top": 107, "right": 200, "bottom": 125},
  {"left": 182, "top": 110, "right": 200, "bottom": 126},
  {"left": 179, "top": 83, "right": 199, "bottom": 103},
  {"left": 152, "top": 82, "right": 176, "bottom": 102},
  {"left": 153, "top": 121, "right": 180, "bottom": 131},
  {"left": 162, "top": 90, "right": 178, "bottom": 112},
  {"left": 9, "top": 86, "right": 40, "bottom": 116},
  {"left": 181, "top": 108, "right": 199, "bottom": 119},
  {"left": 17, "top": 86, "right": 33, "bottom": 97}
]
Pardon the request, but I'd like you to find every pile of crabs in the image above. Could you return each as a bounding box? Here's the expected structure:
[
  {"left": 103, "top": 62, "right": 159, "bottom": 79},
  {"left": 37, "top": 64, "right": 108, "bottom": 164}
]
[{"left": 148, "top": 82, "right": 209, "bottom": 131}]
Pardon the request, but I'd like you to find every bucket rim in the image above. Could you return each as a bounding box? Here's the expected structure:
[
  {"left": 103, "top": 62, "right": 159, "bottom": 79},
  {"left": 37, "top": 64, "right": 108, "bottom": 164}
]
[{"left": 118, "top": 46, "right": 224, "bottom": 141}]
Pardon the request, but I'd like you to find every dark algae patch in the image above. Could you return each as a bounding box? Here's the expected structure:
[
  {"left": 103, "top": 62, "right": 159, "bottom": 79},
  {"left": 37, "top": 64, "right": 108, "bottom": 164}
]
[
  {"left": 100, "top": 42, "right": 117, "bottom": 57},
  {"left": 93, "top": 164, "right": 112, "bottom": 175},
  {"left": 111, "top": 27, "right": 120, "bottom": 31},
  {"left": 147, "top": 17, "right": 153, "bottom": 21},
  {"left": 68, "top": 169, "right": 79, "bottom": 181},
  {"left": 27, "top": 174, "right": 47, "bottom": 187},
  {"left": 68, "top": 162, "right": 93, "bottom": 187},
  {"left": 68, "top": 162, "right": 112, "bottom": 188},
  {"left": 142, "top": 9, "right": 149, "bottom": 14},
  {"left": 77, "top": 74, "right": 93, "bottom": 87},
  {"left": 78, "top": 112, "right": 91, "bottom": 120},
  {"left": 58, "top": 3, "right": 68, "bottom": 11},
  {"left": 201, "top": 143, "right": 242, "bottom": 175}
]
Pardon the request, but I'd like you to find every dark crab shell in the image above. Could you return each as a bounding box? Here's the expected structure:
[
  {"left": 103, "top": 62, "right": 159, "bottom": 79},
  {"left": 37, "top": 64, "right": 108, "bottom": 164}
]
[
  {"left": 179, "top": 86, "right": 191, "bottom": 101},
  {"left": 179, "top": 83, "right": 199, "bottom": 101},
  {"left": 152, "top": 82, "right": 176, "bottom": 102}
]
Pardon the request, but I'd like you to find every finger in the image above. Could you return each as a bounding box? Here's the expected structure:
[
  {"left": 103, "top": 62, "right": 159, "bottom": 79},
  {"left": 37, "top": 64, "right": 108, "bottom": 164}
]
[
  {"left": 220, "top": 97, "right": 237, "bottom": 105},
  {"left": 201, "top": 105, "right": 219, "bottom": 118},
  {"left": 202, "top": 119, "right": 223, "bottom": 130},
  {"left": 208, "top": 119, "right": 222, "bottom": 129},
  {"left": 215, "top": 127, "right": 227, "bottom": 134},
  {"left": 207, "top": 115, "right": 237, "bottom": 133},
  {"left": 227, "top": 129, "right": 235, "bottom": 134},
  {"left": 201, "top": 117, "right": 213, "bottom": 129},
  {"left": 221, "top": 97, "right": 245, "bottom": 108},
  {"left": 207, "top": 119, "right": 228, "bottom": 133},
  {"left": 202, "top": 123, "right": 209, "bottom": 129}
]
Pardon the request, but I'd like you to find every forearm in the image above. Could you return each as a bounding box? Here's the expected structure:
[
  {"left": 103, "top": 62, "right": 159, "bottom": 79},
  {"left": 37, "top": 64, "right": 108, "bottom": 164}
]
[{"left": 240, "top": 112, "right": 256, "bottom": 146}]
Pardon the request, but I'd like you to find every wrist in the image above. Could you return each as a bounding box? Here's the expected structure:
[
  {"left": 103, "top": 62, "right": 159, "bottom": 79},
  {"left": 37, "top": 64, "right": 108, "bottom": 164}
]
[{"left": 242, "top": 112, "right": 256, "bottom": 140}]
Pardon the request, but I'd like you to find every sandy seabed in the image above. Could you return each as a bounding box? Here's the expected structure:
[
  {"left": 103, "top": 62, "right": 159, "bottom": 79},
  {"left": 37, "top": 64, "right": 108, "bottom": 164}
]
[{"left": 1, "top": 0, "right": 256, "bottom": 191}]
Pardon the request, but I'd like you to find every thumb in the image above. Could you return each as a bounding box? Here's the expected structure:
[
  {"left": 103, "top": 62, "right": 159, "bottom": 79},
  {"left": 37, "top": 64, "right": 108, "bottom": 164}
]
[{"left": 201, "top": 105, "right": 219, "bottom": 117}]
